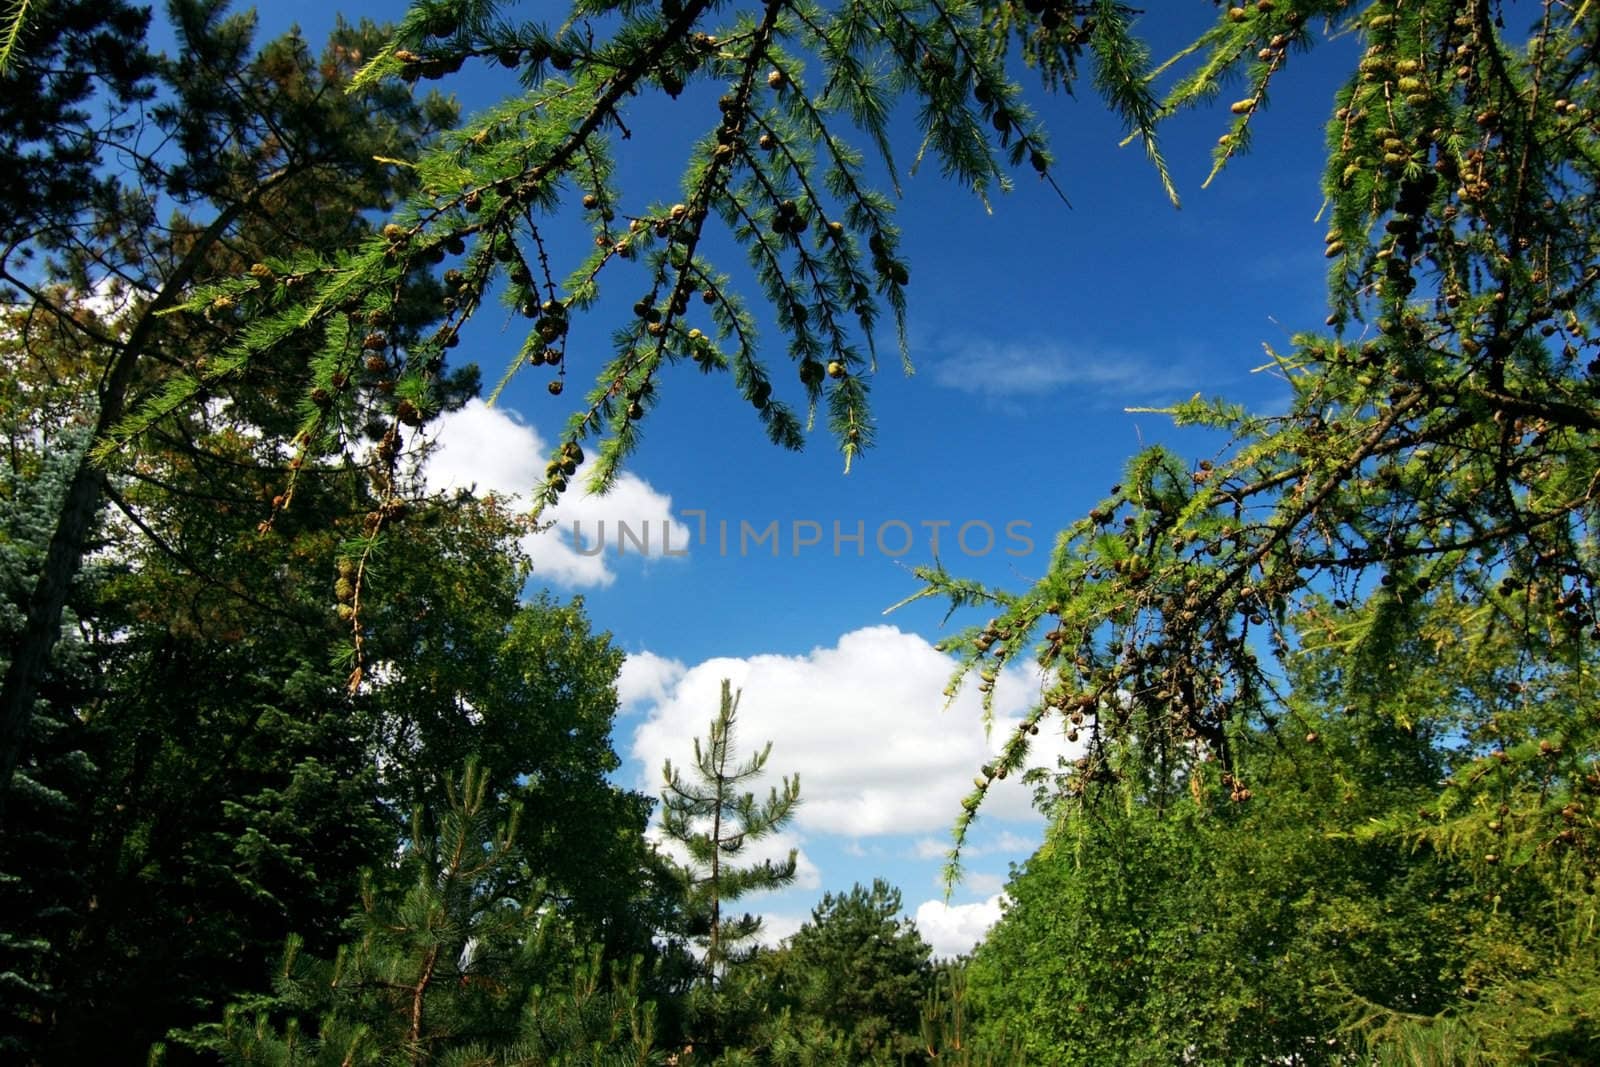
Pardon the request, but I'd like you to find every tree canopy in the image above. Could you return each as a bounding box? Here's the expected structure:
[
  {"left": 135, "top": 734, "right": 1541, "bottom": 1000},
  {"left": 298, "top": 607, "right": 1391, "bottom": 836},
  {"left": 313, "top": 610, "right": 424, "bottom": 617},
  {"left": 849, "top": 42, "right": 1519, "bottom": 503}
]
[
  {"left": 3, "top": 0, "right": 1599, "bottom": 1062},
  {"left": 770, "top": 879, "right": 934, "bottom": 1062}
]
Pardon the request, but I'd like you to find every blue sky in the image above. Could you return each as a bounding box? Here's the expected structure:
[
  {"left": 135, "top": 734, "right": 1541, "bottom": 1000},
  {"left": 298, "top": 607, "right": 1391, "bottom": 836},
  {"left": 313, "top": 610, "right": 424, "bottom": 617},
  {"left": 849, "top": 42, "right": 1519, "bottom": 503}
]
[{"left": 194, "top": 0, "right": 1363, "bottom": 954}]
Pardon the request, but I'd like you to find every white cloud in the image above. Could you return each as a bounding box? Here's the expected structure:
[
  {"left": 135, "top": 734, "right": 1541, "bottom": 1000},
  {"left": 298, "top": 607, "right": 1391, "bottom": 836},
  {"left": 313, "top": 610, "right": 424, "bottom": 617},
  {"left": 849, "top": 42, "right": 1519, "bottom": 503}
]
[
  {"left": 628, "top": 626, "right": 1082, "bottom": 839},
  {"left": 617, "top": 651, "right": 687, "bottom": 715},
  {"left": 423, "top": 399, "right": 689, "bottom": 588},
  {"left": 915, "top": 894, "right": 1005, "bottom": 958},
  {"left": 754, "top": 912, "right": 808, "bottom": 949},
  {"left": 422, "top": 397, "right": 543, "bottom": 503},
  {"left": 81, "top": 275, "right": 139, "bottom": 323},
  {"left": 914, "top": 828, "right": 1037, "bottom": 861},
  {"left": 927, "top": 337, "right": 1191, "bottom": 400}
]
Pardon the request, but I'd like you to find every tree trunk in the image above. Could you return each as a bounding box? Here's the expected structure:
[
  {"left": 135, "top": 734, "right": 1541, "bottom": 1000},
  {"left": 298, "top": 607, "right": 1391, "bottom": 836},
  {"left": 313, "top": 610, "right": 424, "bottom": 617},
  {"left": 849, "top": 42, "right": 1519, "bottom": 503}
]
[{"left": 0, "top": 191, "right": 264, "bottom": 823}]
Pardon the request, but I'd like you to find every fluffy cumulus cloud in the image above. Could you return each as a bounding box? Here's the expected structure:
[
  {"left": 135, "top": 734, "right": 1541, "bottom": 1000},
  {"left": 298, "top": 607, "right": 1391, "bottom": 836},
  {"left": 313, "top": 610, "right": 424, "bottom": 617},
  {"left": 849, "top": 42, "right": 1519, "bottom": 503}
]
[
  {"left": 914, "top": 895, "right": 1006, "bottom": 958},
  {"left": 627, "top": 625, "right": 1079, "bottom": 839},
  {"left": 423, "top": 399, "right": 689, "bottom": 587},
  {"left": 616, "top": 650, "right": 688, "bottom": 715}
]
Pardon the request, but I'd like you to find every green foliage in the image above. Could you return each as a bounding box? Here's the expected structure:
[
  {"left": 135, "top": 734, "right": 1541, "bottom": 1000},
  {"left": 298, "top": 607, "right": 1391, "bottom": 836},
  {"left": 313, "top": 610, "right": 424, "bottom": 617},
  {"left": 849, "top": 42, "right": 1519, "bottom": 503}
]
[
  {"left": 0, "top": 4, "right": 477, "bottom": 1047},
  {"left": 969, "top": 593, "right": 1600, "bottom": 1061},
  {"left": 0, "top": 426, "right": 101, "bottom": 1058},
  {"left": 1, "top": 9, "right": 656, "bottom": 1059},
  {"left": 917, "top": 963, "right": 1020, "bottom": 1066},
  {"left": 121, "top": 0, "right": 1175, "bottom": 516},
  {"left": 660, "top": 680, "right": 801, "bottom": 981},
  {"left": 29, "top": 481, "right": 659, "bottom": 1061},
  {"left": 361, "top": 562, "right": 670, "bottom": 964},
  {"left": 8, "top": 0, "right": 1600, "bottom": 1061},
  {"left": 184, "top": 761, "right": 666, "bottom": 1066},
  {"left": 662, "top": 881, "right": 941, "bottom": 1066},
  {"left": 917, "top": 1, "right": 1600, "bottom": 892},
  {"left": 763, "top": 879, "right": 933, "bottom": 1063},
  {"left": 0, "top": 0, "right": 466, "bottom": 807},
  {"left": 0, "top": 0, "right": 154, "bottom": 252},
  {"left": 0, "top": 0, "right": 32, "bottom": 75}
]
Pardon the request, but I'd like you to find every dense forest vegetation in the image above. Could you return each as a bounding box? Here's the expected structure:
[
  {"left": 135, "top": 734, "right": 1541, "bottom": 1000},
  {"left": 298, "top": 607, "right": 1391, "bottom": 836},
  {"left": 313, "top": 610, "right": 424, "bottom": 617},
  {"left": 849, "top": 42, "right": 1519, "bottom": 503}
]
[{"left": 2, "top": 0, "right": 1598, "bottom": 1062}]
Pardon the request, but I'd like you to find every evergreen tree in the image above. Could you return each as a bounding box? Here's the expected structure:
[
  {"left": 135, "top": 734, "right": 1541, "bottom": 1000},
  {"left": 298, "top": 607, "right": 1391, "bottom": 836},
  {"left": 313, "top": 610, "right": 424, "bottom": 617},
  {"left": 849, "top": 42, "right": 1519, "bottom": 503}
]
[
  {"left": 14, "top": 474, "right": 662, "bottom": 1064},
  {"left": 765, "top": 879, "right": 933, "bottom": 1063},
  {"left": 916, "top": 963, "right": 1019, "bottom": 1067},
  {"left": 903, "top": 5, "right": 1600, "bottom": 1047},
  {"left": 900, "top": 0, "right": 1600, "bottom": 874},
  {"left": 0, "top": 425, "right": 100, "bottom": 1058},
  {"left": 0, "top": 0, "right": 155, "bottom": 251},
  {"left": 185, "top": 760, "right": 665, "bottom": 1066},
  {"left": 5, "top": 0, "right": 1598, "bottom": 1057},
  {"left": 660, "top": 680, "right": 800, "bottom": 980},
  {"left": 0, "top": 8, "right": 482, "bottom": 1056}
]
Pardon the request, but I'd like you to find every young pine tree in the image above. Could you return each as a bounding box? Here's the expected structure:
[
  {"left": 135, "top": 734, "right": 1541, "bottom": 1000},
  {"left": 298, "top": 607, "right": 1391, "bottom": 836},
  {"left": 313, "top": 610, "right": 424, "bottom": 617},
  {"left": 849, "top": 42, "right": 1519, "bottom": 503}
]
[
  {"left": 182, "top": 759, "right": 663, "bottom": 1067},
  {"left": 659, "top": 680, "right": 800, "bottom": 981}
]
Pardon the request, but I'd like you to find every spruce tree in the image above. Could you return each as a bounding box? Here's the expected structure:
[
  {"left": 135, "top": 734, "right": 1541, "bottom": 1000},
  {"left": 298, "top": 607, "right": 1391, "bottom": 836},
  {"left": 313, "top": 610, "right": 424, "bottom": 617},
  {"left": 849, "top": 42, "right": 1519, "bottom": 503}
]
[
  {"left": 0, "top": 426, "right": 99, "bottom": 1059},
  {"left": 0, "top": 9, "right": 483, "bottom": 1056},
  {"left": 659, "top": 680, "right": 800, "bottom": 980}
]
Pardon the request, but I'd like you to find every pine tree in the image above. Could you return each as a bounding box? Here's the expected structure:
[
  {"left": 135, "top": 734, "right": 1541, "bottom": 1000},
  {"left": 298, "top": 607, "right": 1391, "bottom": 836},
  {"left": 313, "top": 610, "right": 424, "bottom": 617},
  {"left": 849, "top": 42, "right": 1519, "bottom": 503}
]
[
  {"left": 182, "top": 759, "right": 664, "bottom": 1066},
  {"left": 768, "top": 879, "right": 933, "bottom": 1061},
  {"left": 659, "top": 680, "right": 800, "bottom": 981},
  {"left": 0, "top": 0, "right": 155, "bottom": 250},
  {"left": 919, "top": 963, "right": 1020, "bottom": 1066}
]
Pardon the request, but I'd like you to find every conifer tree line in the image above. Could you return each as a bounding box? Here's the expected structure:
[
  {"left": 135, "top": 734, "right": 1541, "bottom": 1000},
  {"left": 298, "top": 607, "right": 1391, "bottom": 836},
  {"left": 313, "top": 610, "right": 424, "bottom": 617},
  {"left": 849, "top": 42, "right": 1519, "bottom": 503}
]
[{"left": 2, "top": 0, "right": 1598, "bottom": 1062}]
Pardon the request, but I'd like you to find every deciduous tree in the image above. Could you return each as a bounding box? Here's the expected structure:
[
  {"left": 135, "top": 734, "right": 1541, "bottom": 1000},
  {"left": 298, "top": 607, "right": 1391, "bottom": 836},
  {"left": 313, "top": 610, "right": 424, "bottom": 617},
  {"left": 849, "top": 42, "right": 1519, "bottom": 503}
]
[{"left": 967, "top": 591, "right": 1600, "bottom": 1060}]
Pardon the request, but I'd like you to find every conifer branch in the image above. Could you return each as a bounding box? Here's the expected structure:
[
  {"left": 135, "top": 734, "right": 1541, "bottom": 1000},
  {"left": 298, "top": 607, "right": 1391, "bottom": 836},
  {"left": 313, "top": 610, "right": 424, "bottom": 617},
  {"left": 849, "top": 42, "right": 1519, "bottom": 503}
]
[{"left": 0, "top": 0, "right": 32, "bottom": 76}]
